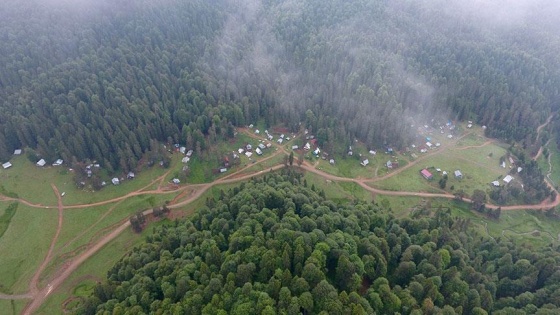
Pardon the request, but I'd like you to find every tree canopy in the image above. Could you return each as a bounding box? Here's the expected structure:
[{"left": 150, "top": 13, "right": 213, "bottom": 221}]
[
  {"left": 76, "top": 171, "right": 560, "bottom": 314},
  {"left": 1, "top": 0, "right": 560, "bottom": 171}
]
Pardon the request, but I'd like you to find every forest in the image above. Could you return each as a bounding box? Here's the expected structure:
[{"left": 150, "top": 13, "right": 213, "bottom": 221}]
[
  {"left": 1, "top": 0, "right": 560, "bottom": 172},
  {"left": 76, "top": 171, "right": 560, "bottom": 314}
]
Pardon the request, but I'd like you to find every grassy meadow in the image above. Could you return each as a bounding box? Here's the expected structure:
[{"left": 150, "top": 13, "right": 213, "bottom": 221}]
[{"left": 0, "top": 205, "right": 57, "bottom": 294}]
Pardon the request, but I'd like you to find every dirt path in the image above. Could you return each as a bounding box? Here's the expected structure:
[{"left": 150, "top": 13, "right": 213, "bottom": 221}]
[
  {"left": 4, "top": 127, "right": 560, "bottom": 313},
  {"left": 533, "top": 114, "right": 554, "bottom": 161}
]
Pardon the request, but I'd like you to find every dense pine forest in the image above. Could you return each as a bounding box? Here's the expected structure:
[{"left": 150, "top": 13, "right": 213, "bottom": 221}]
[
  {"left": 76, "top": 172, "right": 560, "bottom": 314},
  {"left": 1, "top": 0, "right": 560, "bottom": 172}
]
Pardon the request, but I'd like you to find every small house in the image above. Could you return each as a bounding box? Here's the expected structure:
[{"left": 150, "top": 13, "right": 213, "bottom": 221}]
[
  {"left": 361, "top": 159, "right": 369, "bottom": 166},
  {"left": 220, "top": 168, "right": 227, "bottom": 173},
  {"left": 454, "top": 170, "right": 463, "bottom": 179},
  {"left": 186, "top": 150, "right": 194, "bottom": 157},
  {"left": 172, "top": 178, "right": 181, "bottom": 184},
  {"left": 53, "top": 159, "right": 63, "bottom": 166},
  {"left": 491, "top": 181, "right": 500, "bottom": 187},
  {"left": 292, "top": 145, "right": 299, "bottom": 150},
  {"left": 277, "top": 138, "right": 283, "bottom": 144},
  {"left": 442, "top": 171, "right": 448, "bottom": 176},
  {"left": 238, "top": 148, "right": 245, "bottom": 154},
  {"left": 313, "top": 148, "right": 320, "bottom": 156},
  {"left": 249, "top": 124, "right": 254, "bottom": 128},
  {"left": 501, "top": 161, "right": 506, "bottom": 168},
  {"left": 258, "top": 143, "right": 266, "bottom": 150},
  {"left": 36, "top": 159, "right": 46, "bottom": 167},
  {"left": 256, "top": 148, "right": 263, "bottom": 155},
  {"left": 255, "top": 129, "right": 260, "bottom": 134},
  {"left": 517, "top": 167, "right": 523, "bottom": 173},
  {"left": 509, "top": 157, "right": 514, "bottom": 164},
  {"left": 14, "top": 149, "right": 22, "bottom": 155},
  {"left": 128, "top": 172, "right": 135, "bottom": 179},
  {"left": 304, "top": 143, "right": 311, "bottom": 151},
  {"left": 503, "top": 175, "right": 513, "bottom": 184},
  {"left": 2, "top": 162, "right": 12, "bottom": 169},
  {"left": 182, "top": 157, "right": 190, "bottom": 163},
  {"left": 421, "top": 169, "right": 433, "bottom": 180},
  {"left": 180, "top": 147, "right": 186, "bottom": 154},
  {"left": 386, "top": 161, "right": 393, "bottom": 169},
  {"left": 426, "top": 142, "right": 433, "bottom": 148},
  {"left": 329, "top": 159, "right": 335, "bottom": 165},
  {"left": 280, "top": 134, "right": 285, "bottom": 139},
  {"left": 266, "top": 143, "right": 272, "bottom": 148},
  {"left": 369, "top": 150, "right": 376, "bottom": 155},
  {"left": 246, "top": 144, "right": 253, "bottom": 151},
  {"left": 245, "top": 151, "right": 253, "bottom": 158},
  {"left": 111, "top": 178, "right": 120, "bottom": 185}
]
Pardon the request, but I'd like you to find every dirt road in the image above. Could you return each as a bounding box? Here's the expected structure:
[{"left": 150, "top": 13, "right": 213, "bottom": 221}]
[{"left": 3, "top": 127, "right": 560, "bottom": 314}]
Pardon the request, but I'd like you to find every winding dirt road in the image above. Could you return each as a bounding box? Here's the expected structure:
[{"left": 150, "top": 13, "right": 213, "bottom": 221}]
[{"left": 1, "top": 126, "right": 558, "bottom": 314}]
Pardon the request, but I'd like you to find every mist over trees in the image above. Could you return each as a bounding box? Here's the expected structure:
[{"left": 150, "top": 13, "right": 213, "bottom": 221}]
[{"left": 1, "top": 0, "right": 559, "bottom": 171}]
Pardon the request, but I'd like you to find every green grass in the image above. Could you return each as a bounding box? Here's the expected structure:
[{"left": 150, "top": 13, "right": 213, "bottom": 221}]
[
  {"left": 372, "top": 143, "right": 509, "bottom": 196},
  {"left": 0, "top": 205, "right": 58, "bottom": 294},
  {"left": 0, "top": 155, "right": 176, "bottom": 207},
  {"left": 0, "top": 203, "right": 18, "bottom": 239},
  {"left": 36, "top": 220, "right": 170, "bottom": 315},
  {"left": 0, "top": 299, "right": 28, "bottom": 315},
  {"left": 41, "top": 193, "right": 177, "bottom": 288}
]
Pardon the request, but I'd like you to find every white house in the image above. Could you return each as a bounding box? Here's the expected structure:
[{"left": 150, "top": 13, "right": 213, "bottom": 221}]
[
  {"left": 503, "top": 175, "right": 514, "bottom": 184},
  {"left": 255, "top": 129, "right": 260, "bottom": 134},
  {"left": 329, "top": 159, "right": 335, "bottom": 165},
  {"left": 238, "top": 148, "right": 245, "bottom": 154},
  {"left": 36, "top": 159, "right": 46, "bottom": 167},
  {"left": 256, "top": 148, "right": 263, "bottom": 155},
  {"left": 454, "top": 170, "right": 463, "bottom": 179},
  {"left": 52, "top": 159, "right": 63, "bottom": 166},
  {"left": 2, "top": 162, "right": 12, "bottom": 169},
  {"left": 14, "top": 149, "right": 22, "bottom": 155},
  {"left": 220, "top": 168, "right": 227, "bottom": 173},
  {"left": 128, "top": 172, "right": 135, "bottom": 179},
  {"left": 501, "top": 161, "right": 506, "bottom": 168},
  {"left": 112, "top": 178, "right": 120, "bottom": 185},
  {"left": 292, "top": 145, "right": 299, "bottom": 150},
  {"left": 491, "top": 181, "right": 500, "bottom": 187},
  {"left": 180, "top": 147, "right": 186, "bottom": 154},
  {"left": 313, "top": 148, "right": 321, "bottom": 155},
  {"left": 517, "top": 167, "right": 523, "bottom": 173},
  {"left": 361, "top": 159, "right": 369, "bottom": 166},
  {"left": 277, "top": 138, "right": 283, "bottom": 144},
  {"left": 426, "top": 142, "right": 433, "bottom": 148},
  {"left": 182, "top": 156, "right": 190, "bottom": 163},
  {"left": 186, "top": 150, "right": 193, "bottom": 157},
  {"left": 304, "top": 142, "right": 311, "bottom": 151},
  {"left": 245, "top": 151, "right": 253, "bottom": 158},
  {"left": 387, "top": 161, "right": 393, "bottom": 169},
  {"left": 369, "top": 150, "right": 376, "bottom": 155},
  {"left": 172, "top": 178, "right": 180, "bottom": 184},
  {"left": 258, "top": 143, "right": 266, "bottom": 150}
]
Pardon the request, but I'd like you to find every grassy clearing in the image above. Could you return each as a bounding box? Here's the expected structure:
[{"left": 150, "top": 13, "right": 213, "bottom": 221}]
[
  {"left": 0, "top": 203, "right": 18, "bottom": 239},
  {"left": 0, "top": 205, "right": 57, "bottom": 294},
  {"left": 372, "top": 143, "right": 510, "bottom": 196},
  {"left": 42, "top": 193, "right": 176, "bottom": 288},
  {"left": 314, "top": 152, "right": 394, "bottom": 179},
  {"left": 0, "top": 155, "right": 175, "bottom": 207},
  {"left": 0, "top": 299, "right": 27, "bottom": 315},
  {"left": 37, "top": 220, "right": 170, "bottom": 315},
  {"left": 455, "top": 132, "right": 488, "bottom": 147}
]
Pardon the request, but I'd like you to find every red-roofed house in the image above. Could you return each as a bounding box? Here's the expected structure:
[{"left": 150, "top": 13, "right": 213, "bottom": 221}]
[{"left": 420, "top": 169, "right": 433, "bottom": 180}]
